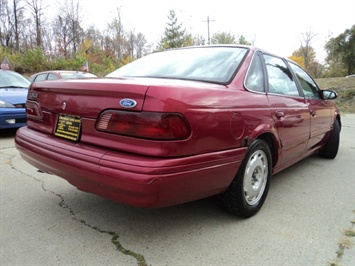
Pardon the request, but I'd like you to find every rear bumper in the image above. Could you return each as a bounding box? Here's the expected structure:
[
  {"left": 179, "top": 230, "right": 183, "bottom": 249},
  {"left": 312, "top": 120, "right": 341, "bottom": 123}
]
[{"left": 15, "top": 126, "right": 246, "bottom": 208}]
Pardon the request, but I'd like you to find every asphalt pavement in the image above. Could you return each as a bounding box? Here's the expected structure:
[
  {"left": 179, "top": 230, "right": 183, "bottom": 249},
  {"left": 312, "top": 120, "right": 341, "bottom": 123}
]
[{"left": 1, "top": 114, "right": 354, "bottom": 266}]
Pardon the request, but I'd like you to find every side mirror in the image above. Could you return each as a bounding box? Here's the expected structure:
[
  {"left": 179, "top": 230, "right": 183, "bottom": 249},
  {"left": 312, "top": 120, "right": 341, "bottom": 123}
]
[{"left": 321, "top": 90, "right": 337, "bottom": 100}]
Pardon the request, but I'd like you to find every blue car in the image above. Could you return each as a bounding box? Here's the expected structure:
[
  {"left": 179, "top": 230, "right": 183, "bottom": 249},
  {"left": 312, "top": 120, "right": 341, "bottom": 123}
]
[{"left": 0, "top": 70, "right": 30, "bottom": 129}]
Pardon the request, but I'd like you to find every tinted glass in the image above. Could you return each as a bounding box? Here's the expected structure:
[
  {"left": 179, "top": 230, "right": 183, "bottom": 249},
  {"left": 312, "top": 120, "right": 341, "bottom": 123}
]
[
  {"left": 47, "top": 73, "right": 58, "bottom": 80},
  {"left": 245, "top": 53, "right": 265, "bottom": 92},
  {"left": 264, "top": 55, "right": 300, "bottom": 96},
  {"left": 34, "top": 73, "right": 47, "bottom": 82},
  {"left": 107, "top": 47, "right": 249, "bottom": 84},
  {"left": 288, "top": 62, "right": 320, "bottom": 99},
  {"left": 61, "top": 72, "right": 96, "bottom": 79}
]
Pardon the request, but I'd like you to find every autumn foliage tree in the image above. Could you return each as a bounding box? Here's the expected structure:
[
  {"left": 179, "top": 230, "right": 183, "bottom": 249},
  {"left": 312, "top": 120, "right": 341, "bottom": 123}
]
[
  {"left": 0, "top": 0, "right": 149, "bottom": 76},
  {"left": 291, "top": 30, "right": 323, "bottom": 78},
  {"left": 0, "top": 0, "right": 352, "bottom": 78},
  {"left": 288, "top": 55, "right": 305, "bottom": 68}
]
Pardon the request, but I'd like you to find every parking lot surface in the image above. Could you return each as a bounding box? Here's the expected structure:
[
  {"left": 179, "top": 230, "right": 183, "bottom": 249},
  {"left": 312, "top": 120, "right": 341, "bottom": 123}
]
[{"left": 1, "top": 114, "right": 354, "bottom": 266}]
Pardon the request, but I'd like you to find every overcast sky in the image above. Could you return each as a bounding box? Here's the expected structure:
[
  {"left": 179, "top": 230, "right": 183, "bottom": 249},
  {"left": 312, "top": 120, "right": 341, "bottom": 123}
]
[{"left": 76, "top": 0, "right": 354, "bottom": 62}]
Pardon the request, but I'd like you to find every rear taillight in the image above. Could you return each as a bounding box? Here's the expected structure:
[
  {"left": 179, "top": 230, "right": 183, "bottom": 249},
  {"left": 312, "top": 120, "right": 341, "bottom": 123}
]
[
  {"left": 96, "top": 110, "right": 191, "bottom": 140},
  {"left": 26, "top": 100, "right": 43, "bottom": 120}
]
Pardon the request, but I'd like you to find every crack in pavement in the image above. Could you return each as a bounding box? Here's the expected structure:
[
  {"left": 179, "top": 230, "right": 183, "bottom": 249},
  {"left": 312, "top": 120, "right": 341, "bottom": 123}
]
[{"left": 4, "top": 151, "right": 148, "bottom": 266}]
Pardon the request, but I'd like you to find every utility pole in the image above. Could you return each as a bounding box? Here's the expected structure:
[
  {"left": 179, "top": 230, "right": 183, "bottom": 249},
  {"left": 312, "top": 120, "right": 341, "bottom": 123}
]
[{"left": 203, "top": 16, "right": 215, "bottom": 45}]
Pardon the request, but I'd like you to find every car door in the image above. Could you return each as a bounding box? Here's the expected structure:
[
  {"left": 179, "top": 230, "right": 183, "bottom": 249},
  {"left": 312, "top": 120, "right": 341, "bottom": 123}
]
[
  {"left": 288, "top": 62, "right": 333, "bottom": 150},
  {"left": 263, "top": 54, "right": 310, "bottom": 166}
]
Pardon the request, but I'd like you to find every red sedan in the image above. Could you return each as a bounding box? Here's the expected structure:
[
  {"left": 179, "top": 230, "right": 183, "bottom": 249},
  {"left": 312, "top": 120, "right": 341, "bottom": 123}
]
[{"left": 15, "top": 46, "right": 340, "bottom": 218}]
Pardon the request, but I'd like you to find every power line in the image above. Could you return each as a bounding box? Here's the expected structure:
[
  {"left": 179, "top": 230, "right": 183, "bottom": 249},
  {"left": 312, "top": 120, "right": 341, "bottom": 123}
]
[{"left": 202, "top": 16, "right": 215, "bottom": 45}]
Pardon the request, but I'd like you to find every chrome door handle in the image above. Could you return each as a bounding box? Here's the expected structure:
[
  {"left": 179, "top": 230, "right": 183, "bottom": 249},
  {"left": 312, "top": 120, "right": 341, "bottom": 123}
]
[{"left": 275, "top": 111, "right": 285, "bottom": 119}]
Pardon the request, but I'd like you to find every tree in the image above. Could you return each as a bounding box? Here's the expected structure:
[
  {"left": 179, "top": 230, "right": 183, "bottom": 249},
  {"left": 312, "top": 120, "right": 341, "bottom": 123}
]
[
  {"left": 13, "top": 0, "right": 26, "bottom": 51},
  {"left": 288, "top": 55, "right": 305, "bottom": 68},
  {"left": 211, "top": 31, "right": 236, "bottom": 44},
  {"left": 292, "top": 30, "right": 321, "bottom": 77},
  {"left": 25, "top": 0, "right": 46, "bottom": 48},
  {"left": 307, "top": 61, "right": 325, "bottom": 78},
  {"left": 291, "top": 46, "right": 320, "bottom": 77},
  {"left": 325, "top": 24, "right": 355, "bottom": 76},
  {"left": 105, "top": 8, "right": 125, "bottom": 62},
  {"left": 211, "top": 32, "right": 251, "bottom": 45},
  {"left": 128, "top": 31, "right": 148, "bottom": 59},
  {"left": 0, "top": 0, "right": 13, "bottom": 47},
  {"left": 62, "top": 0, "right": 83, "bottom": 55},
  {"left": 0, "top": 0, "right": 27, "bottom": 50},
  {"left": 193, "top": 35, "right": 206, "bottom": 46},
  {"left": 237, "top": 35, "right": 251, "bottom": 45},
  {"left": 299, "top": 30, "right": 318, "bottom": 70},
  {"left": 52, "top": 0, "right": 83, "bottom": 58},
  {"left": 156, "top": 10, "right": 193, "bottom": 51}
]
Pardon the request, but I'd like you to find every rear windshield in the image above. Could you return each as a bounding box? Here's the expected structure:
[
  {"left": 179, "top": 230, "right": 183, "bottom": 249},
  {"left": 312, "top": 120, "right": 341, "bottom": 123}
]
[
  {"left": 61, "top": 72, "right": 97, "bottom": 79},
  {"left": 107, "top": 47, "right": 249, "bottom": 84}
]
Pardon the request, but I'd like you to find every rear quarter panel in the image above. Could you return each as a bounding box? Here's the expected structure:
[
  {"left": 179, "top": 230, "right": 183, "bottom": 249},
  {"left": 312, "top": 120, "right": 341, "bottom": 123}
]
[{"left": 143, "top": 82, "right": 274, "bottom": 156}]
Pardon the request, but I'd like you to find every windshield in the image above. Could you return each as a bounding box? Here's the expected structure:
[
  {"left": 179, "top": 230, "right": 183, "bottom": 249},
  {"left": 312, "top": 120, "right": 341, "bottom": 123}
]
[
  {"left": 0, "top": 71, "right": 30, "bottom": 88},
  {"left": 107, "top": 47, "right": 249, "bottom": 84}
]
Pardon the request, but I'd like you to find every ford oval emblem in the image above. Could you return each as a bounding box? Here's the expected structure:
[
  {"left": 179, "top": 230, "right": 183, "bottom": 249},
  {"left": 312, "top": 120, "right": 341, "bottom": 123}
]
[{"left": 120, "top": 98, "right": 137, "bottom": 108}]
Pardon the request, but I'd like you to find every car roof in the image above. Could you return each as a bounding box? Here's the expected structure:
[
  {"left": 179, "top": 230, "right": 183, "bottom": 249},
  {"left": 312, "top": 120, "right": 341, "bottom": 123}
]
[
  {"left": 32, "top": 70, "right": 92, "bottom": 75},
  {"left": 175, "top": 45, "right": 284, "bottom": 60},
  {"left": 29, "top": 70, "right": 97, "bottom": 81}
]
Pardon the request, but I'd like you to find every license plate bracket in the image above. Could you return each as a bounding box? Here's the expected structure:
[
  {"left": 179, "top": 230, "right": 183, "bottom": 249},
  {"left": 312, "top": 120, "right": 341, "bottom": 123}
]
[{"left": 55, "top": 114, "right": 82, "bottom": 141}]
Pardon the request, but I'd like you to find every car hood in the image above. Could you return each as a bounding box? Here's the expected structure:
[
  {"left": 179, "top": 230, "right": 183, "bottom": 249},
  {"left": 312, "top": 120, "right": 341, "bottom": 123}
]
[{"left": 0, "top": 88, "right": 28, "bottom": 105}]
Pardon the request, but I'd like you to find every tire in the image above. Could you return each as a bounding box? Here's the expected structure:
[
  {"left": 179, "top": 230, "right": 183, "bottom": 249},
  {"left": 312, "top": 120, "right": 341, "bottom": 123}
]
[
  {"left": 219, "top": 139, "right": 272, "bottom": 218},
  {"left": 319, "top": 119, "right": 340, "bottom": 159}
]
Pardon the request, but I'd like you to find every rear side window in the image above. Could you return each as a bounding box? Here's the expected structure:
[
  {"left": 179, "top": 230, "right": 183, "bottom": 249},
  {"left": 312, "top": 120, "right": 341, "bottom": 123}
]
[
  {"left": 264, "top": 55, "right": 300, "bottom": 97},
  {"left": 288, "top": 62, "right": 320, "bottom": 99},
  {"left": 34, "top": 73, "right": 47, "bottom": 82},
  {"left": 245, "top": 53, "right": 265, "bottom": 92},
  {"left": 47, "top": 74, "right": 58, "bottom": 80}
]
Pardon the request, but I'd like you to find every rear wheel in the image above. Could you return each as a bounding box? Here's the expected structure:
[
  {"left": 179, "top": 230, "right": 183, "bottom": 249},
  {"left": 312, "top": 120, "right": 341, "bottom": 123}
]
[
  {"left": 319, "top": 119, "right": 340, "bottom": 159},
  {"left": 219, "top": 139, "right": 272, "bottom": 218}
]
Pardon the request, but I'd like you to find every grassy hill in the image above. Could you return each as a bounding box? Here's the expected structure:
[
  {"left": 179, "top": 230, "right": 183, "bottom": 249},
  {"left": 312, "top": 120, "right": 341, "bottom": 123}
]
[{"left": 315, "top": 77, "right": 355, "bottom": 114}]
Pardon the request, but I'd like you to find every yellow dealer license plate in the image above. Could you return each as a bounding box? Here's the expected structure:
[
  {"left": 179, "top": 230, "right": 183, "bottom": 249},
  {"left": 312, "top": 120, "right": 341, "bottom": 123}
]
[{"left": 55, "top": 114, "right": 82, "bottom": 141}]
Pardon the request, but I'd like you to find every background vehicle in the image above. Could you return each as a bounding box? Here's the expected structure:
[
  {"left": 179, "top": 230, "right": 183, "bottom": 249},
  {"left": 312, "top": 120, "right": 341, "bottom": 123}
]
[
  {"left": 15, "top": 46, "right": 341, "bottom": 218},
  {"left": 29, "top": 70, "right": 97, "bottom": 82},
  {"left": 0, "top": 70, "right": 30, "bottom": 129}
]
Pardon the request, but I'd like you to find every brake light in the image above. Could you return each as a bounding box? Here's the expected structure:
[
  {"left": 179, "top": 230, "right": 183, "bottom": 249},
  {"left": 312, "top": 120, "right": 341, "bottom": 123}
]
[
  {"left": 96, "top": 111, "right": 191, "bottom": 140},
  {"left": 26, "top": 100, "right": 43, "bottom": 120}
]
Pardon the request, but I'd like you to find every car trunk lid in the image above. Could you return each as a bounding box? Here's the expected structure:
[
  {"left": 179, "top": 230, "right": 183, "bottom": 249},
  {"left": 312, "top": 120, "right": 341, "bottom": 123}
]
[{"left": 28, "top": 78, "right": 149, "bottom": 117}]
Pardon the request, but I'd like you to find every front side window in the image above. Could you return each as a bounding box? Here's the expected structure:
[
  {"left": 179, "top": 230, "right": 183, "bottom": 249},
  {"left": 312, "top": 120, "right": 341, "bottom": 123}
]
[
  {"left": 245, "top": 52, "right": 265, "bottom": 92},
  {"left": 288, "top": 62, "right": 320, "bottom": 99},
  {"left": 264, "top": 55, "right": 300, "bottom": 97}
]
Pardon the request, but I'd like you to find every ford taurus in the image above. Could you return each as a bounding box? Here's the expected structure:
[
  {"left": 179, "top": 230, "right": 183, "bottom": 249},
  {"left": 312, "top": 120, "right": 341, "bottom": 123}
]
[{"left": 15, "top": 46, "right": 341, "bottom": 218}]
